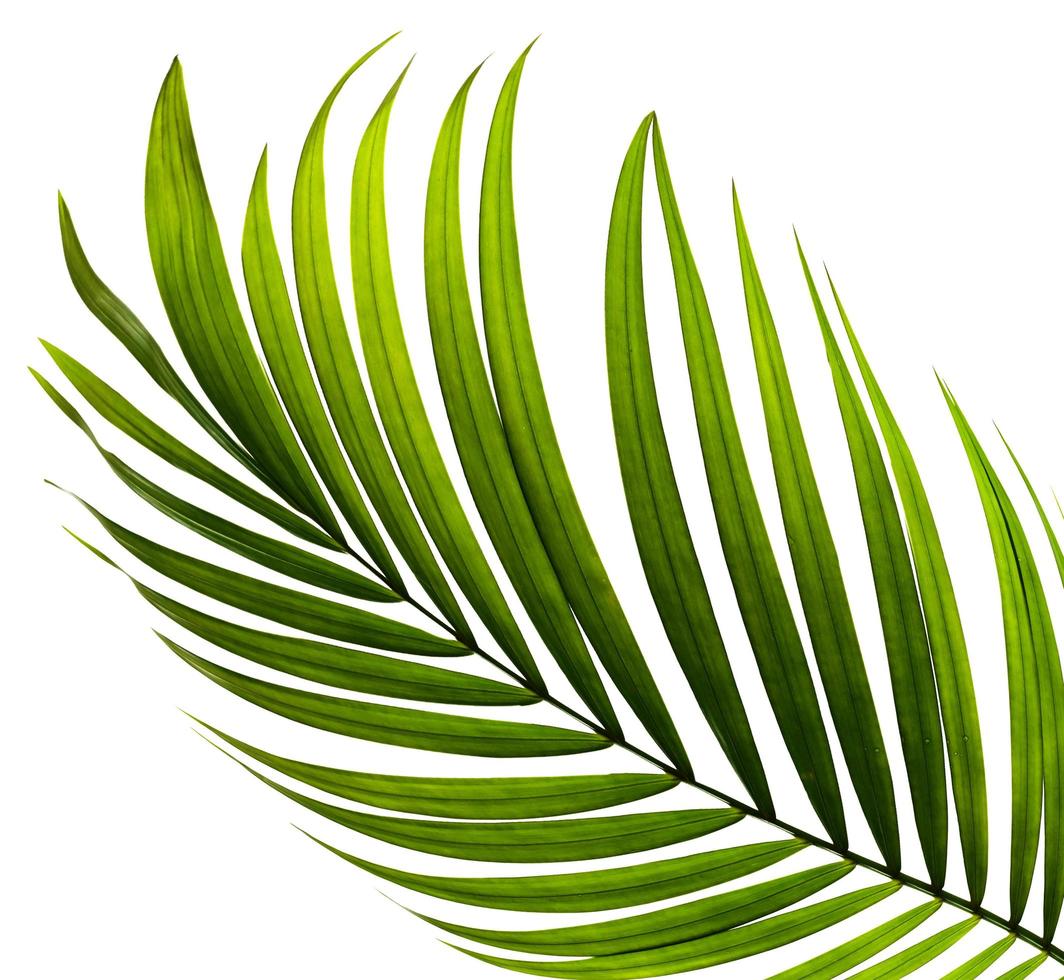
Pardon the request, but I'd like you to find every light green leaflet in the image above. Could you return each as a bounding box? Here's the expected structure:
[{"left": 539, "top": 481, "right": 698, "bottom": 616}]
[
  {"left": 57, "top": 195, "right": 262, "bottom": 479},
  {"left": 734, "top": 189, "right": 896, "bottom": 864},
  {"left": 834, "top": 280, "right": 988, "bottom": 904},
  {"left": 38, "top": 37, "right": 1064, "bottom": 979},
  {"left": 480, "top": 44, "right": 689, "bottom": 776},
  {"left": 996, "top": 953, "right": 1049, "bottom": 979},
  {"left": 941, "top": 936, "right": 1016, "bottom": 980},
  {"left": 769, "top": 899, "right": 940, "bottom": 980},
  {"left": 34, "top": 373, "right": 392, "bottom": 601},
  {"left": 651, "top": 125, "right": 843, "bottom": 839},
  {"left": 291, "top": 40, "right": 471, "bottom": 639},
  {"left": 170, "top": 639, "right": 604, "bottom": 758},
  {"left": 456, "top": 883, "right": 897, "bottom": 979},
  {"left": 351, "top": 64, "right": 545, "bottom": 689},
  {"left": 146, "top": 59, "right": 339, "bottom": 537},
  {"left": 797, "top": 243, "right": 947, "bottom": 885},
  {"left": 197, "top": 720, "right": 678, "bottom": 818},
  {"left": 216, "top": 742, "right": 739, "bottom": 862},
  {"left": 425, "top": 65, "right": 618, "bottom": 733},
  {"left": 41, "top": 343, "right": 337, "bottom": 550},
  {"left": 316, "top": 835, "right": 806, "bottom": 912},
  {"left": 418, "top": 862, "right": 853, "bottom": 956},
  {"left": 846, "top": 915, "right": 977, "bottom": 978},
  {"left": 242, "top": 149, "right": 400, "bottom": 586},
  {"left": 1001, "top": 434, "right": 1064, "bottom": 941},
  {"left": 606, "top": 115, "right": 769, "bottom": 809},
  {"left": 942, "top": 384, "right": 1045, "bottom": 923}
]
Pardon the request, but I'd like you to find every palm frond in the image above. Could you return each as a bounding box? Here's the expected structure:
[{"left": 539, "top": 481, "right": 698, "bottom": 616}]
[{"left": 37, "top": 34, "right": 1064, "bottom": 977}]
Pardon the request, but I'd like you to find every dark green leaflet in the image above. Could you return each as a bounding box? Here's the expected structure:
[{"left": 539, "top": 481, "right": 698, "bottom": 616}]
[
  {"left": 242, "top": 149, "right": 400, "bottom": 586},
  {"left": 941, "top": 936, "right": 1016, "bottom": 979},
  {"left": 57, "top": 195, "right": 260, "bottom": 478},
  {"left": 650, "top": 126, "right": 841, "bottom": 836},
  {"left": 40, "top": 344, "right": 337, "bottom": 550},
  {"left": 733, "top": 189, "right": 896, "bottom": 861},
  {"left": 419, "top": 862, "right": 853, "bottom": 957},
  {"left": 834, "top": 281, "right": 988, "bottom": 903},
  {"left": 797, "top": 244, "right": 947, "bottom": 885},
  {"left": 317, "top": 835, "right": 805, "bottom": 912},
  {"left": 1001, "top": 435, "right": 1064, "bottom": 941},
  {"left": 145, "top": 60, "right": 339, "bottom": 536},
  {"left": 847, "top": 916, "right": 977, "bottom": 979},
  {"left": 197, "top": 720, "right": 677, "bottom": 817},
  {"left": 225, "top": 750, "right": 738, "bottom": 861},
  {"left": 769, "top": 899, "right": 941, "bottom": 980},
  {"left": 312, "top": 803, "right": 740, "bottom": 864},
  {"left": 75, "top": 501, "right": 466, "bottom": 655},
  {"left": 480, "top": 46, "right": 689, "bottom": 776},
  {"left": 35, "top": 374, "right": 393, "bottom": 602},
  {"left": 351, "top": 66, "right": 544, "bottom": 689},
  {"left": 455, "top": 883, "right": 898, "bottom": 979},
  {"left": 995, "top": 953, "right": 1048, "bottom": 979},
  {"left": 425, "top": 66, "right": 618, "bottom": 733},
  {"left": 942, "top": 385, "right": 1044, "bottom": 923},
  {"left": 142, "top": 588, "right": 531, "bottom": 706},
  {"left": 605, "top": 116, "right": 770, "bottom": 809},
  {"left": 172, "top": 641, "right": 605, "bottom": 757},
  {"left": 291, "top": 43, "right": 471, "bottom": 639}
]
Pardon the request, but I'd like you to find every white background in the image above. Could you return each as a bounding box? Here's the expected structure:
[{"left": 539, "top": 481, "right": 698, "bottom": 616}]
[{"left": 5, "top": 1, "right": 1064, "bottom": 976}]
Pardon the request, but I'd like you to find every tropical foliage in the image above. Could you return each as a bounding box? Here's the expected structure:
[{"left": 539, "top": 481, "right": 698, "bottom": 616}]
[{"left": 36, "top": 34, "right": 1064, "bottom": 977}]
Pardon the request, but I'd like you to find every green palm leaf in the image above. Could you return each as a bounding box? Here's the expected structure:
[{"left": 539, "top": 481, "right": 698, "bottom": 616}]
[
  {"left": 197, "top": 720, "right": 678, "bottom": 817},
  {"left": 942, "top": 383, "right": 1047, "bottom": 924},
  {"left": 768, "top": 898, "right": 941, "bottom": 980},
  {"left": 942, "top": 936, "right": 1017, "bottom": 980},
  {"left": 146, "top": 59, "right": 339, "bottom": 536},
  {"left": 1001, "top": 434, "right": 1064, "bottom": 941},
  {"left": 317, "top": 835, "right": 806, "bottom": 912},
  {"left": 606, "top": 114, "right": 770, "bottom": 809},
  {"left": 58, "top": 194, "right": 262, "bottom": 478},
  {"left": 352, "top": 63, "right": 545, "bottom": 689},
  {"left": 419, "top": 862, "right": 853, "bottom": 956},
  {"left": 456, "top": 883, "right": 897, "bottom": 978},
  {"left": 651, "top": 124, "right": 844, "bottom": 839},
  {"left": 291, "top": 40, "right": 471, "bottom": 637},
  {"left": 425, "top": 65, "right": 619, "bottom": 733},
  {"left": 36, "top": 36, "right": 1064, "bottom": 979},
  {"left": 734, "top": 190, "right": 896, "bottom": 864},
  {"left": 243, "top": 148, "right": 399, "bottom": 584},
  {"left": 797, "top": 243, "right": 948, "bottom": 885},
  {"left": 480, "top": 46, "right": 690, "bottom": 775},
  {"left": 833, "top": 281, "right": 989, "bottom": 904}
]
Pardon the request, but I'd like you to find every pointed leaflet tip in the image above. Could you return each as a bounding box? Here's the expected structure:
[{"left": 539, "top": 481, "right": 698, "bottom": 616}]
[
  {"left": 250, "top": 145, "right": 270, "bottom": 191},
  {"left": 934, "top": 371, "right": 955, "bottom": 403},
  {"left": 465, "top": 56, "right": 490, "bottom": 88},
  {"left": 731, "top": 181, "right": 747, "bottom": 228},
  {"left": 163, "top": 56, "right": 184, "bottom": 91},
  {"left": 62, "top": 527, "right": 120, "bottom": 569}
]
